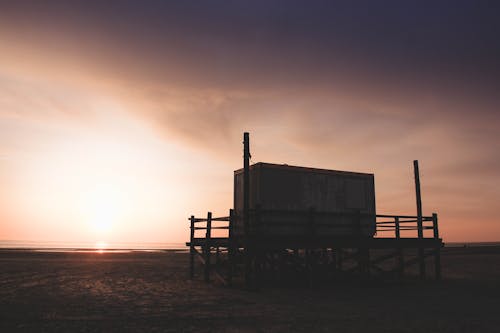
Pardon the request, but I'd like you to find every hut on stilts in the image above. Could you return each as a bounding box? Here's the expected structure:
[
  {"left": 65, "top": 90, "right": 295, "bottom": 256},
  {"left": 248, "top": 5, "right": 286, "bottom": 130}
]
[{"left": 186, "top": 132, "right": 443, "bottom": 288}]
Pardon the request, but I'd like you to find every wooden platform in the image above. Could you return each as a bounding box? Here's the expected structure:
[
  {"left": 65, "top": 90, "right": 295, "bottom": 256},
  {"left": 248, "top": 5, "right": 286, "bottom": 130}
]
[
  {"left": 187, "top": 236, "right": 442, "bottom": 249},
  {"left": 187, "top": 210, "right": 443, "bottom": 288}
]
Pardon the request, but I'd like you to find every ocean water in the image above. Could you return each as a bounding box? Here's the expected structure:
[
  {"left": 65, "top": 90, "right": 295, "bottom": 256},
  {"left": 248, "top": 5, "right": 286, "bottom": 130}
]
[
  {"left": 1, "top": 240, "right": 499, "bottom": 251},
  {"left": 0, "top": 240, "right": 186, "bottom": 251}
]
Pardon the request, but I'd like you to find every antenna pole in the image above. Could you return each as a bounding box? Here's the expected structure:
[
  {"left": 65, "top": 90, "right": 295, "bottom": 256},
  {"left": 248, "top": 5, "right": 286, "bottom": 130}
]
[
  {"left": 243, "top": 132, "right": 250, "bottom": 237},
  {"left": 414, "top": 160, "right": 425, "bottom": 279},
  {"left": 414, "top": 160, "right": 423, "bottom": 239},
  {"left": 243, "top": 132, "right": 252, "bottom": 287}
]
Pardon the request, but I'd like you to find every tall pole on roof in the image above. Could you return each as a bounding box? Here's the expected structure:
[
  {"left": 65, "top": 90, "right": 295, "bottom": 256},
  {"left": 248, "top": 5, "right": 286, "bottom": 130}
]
[
  {"left": 414, "top": 160, "right": 423, "bottom": 238},
  {"left": 414, "top": 160, "right": 426, "bottom": 279},
  {"left": 243, "top": 132, "right": 250, "bottom": 237},
  {"left": 243, "top": 132, "right": 251, "bottom": 287}
]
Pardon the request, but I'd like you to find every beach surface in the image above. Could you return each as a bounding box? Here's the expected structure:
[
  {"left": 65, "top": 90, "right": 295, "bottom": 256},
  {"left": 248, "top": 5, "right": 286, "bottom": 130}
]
[{"left": 1, "top": 247, "right": 499, "bottom": 332}]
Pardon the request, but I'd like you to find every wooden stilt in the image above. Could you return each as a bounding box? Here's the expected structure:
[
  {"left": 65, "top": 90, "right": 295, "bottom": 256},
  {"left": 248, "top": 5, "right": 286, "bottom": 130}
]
[
  {"left": 204, "top": 212, "right": 212, "bottom": 283},
  {"left": 395, "top": 217, "right": 404, "bottom": 279},
  {"left": 433, "top": 213, "right": 441, "bottom": 280},
  {"left": 228, "top": 209, "right": 235, "bottom": 286},
  {"left": 189, "top": 215, "right": 195, "bottom": 279}
]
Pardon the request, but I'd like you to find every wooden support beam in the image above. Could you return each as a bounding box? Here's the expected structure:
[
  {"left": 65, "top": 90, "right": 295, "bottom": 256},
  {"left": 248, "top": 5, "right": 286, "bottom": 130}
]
[
  {"left": 395, "top": 217, "right": 404, "bottom": 279},
  {"left": 433, "top": 213, "right": 442, "bottom": 280},
  {"left": 401, "top": 249, "right": 437, "bottom": 268},
  {"left": 228, "top": 209, "right": 234, "bottom": 286},
  {"left": 189, "top": 215, "right": 195, "bottom": 279},
  {"left": 213, "top": 269, "right": 228, "bottom": 286},
  {"left": 204, "top": 212, "right": 212, "bottom": 283},
  {"left": 370, "top": 251, "right": 401, "bottom": 265},
  {"left": 195, "top": 249, "right": 206, "bottom": 265}
]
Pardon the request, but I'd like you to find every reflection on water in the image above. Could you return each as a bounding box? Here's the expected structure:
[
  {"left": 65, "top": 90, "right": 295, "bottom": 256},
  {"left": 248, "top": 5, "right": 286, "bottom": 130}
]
[
  {"left": 95, "top": 241, "right": 107, "bottom": 254},
  {"left": 34, "top": 249, "right": 135, "bottom": 253}
]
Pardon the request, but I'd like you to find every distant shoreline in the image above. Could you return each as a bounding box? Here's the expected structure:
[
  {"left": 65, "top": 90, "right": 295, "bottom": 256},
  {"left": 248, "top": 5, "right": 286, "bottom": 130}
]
[
  {"left": 0, "top": 248, "right": 188, "bottom": 253},
  {"left": 0, "top": 240, "right": 186, "bottom": 251},
  {"left": 0, "top": 241, "right": 500, "bottom": 253}
]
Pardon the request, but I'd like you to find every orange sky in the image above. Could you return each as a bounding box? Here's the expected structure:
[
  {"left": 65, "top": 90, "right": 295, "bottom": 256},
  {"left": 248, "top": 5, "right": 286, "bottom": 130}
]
[{"left": 1, "top": 1, "right": 499, "bottom": 244}]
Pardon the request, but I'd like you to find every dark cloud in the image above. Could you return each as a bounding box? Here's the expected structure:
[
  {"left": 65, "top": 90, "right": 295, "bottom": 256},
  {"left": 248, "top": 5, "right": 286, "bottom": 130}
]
[{"left": 2, "top": 1, "right": 499, "bottom": 92}]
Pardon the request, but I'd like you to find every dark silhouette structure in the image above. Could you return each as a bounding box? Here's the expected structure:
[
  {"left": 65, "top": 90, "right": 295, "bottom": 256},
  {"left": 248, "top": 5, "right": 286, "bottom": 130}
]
[{"left": 187, "top": 133, "right": 443, "bottom": 287}]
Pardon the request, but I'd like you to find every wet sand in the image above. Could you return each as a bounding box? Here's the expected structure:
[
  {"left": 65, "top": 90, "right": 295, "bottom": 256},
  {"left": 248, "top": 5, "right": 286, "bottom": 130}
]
[{"left": 1, "top": 247, "right": 499, "bottom": 332}]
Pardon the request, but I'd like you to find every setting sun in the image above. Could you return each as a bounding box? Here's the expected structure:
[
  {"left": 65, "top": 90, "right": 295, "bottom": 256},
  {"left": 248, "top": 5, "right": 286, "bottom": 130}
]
[
  {"left": 94, "top": 241, "right": 108, "bottom": 253},
  {"left": 82, "top": 186, "right": 122, "bottom": 235}
]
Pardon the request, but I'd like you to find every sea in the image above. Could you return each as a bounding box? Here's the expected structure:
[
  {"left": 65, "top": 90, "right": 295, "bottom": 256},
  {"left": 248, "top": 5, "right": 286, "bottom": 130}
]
[
  {"left": 0, "top": 240, "right": 186, "bottom": 252},
  {"left": 0, "top": 240, "right": 499, "bottom": 252}
]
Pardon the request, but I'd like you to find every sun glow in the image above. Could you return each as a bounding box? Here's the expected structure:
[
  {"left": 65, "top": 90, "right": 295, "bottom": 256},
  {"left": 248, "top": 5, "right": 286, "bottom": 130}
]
[
  {"left": 0, "top": 89, "right": 204, "bottom": 244},
  {"left": 81, "top": 185, "right": 124, "bottom": 235}
]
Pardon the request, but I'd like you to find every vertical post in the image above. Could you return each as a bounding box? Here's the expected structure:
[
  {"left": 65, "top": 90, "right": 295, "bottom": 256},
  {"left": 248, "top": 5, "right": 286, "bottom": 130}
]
[
  {"left": 307, "top": 207, "right": 316, "bottom": 287},
  {"left": 243, "top": 132, "right": 250, "bottom": 237},
  {"left": 395, "top": 217, "right": 404, "bottom": 278},
  {"left": 414, "top": 160, "right": 424, "bottom": 239},
  {"left": 433, "top": 213, "right": 441, "bottom": 280},
  {"left": 243, "top": 132, "right": 252, "bottom": 288},
  {"left": 189, "top": 215, "right": 195, "bottom": 279},
  {"left": 228, "top": 209, "right": 234, "bottom": 286},
  {"left": 215, "top": 246, "right": 220, "bottom": 273},
  {"left": 254, "top": 204, "right": 261, "bottom": 289},
  {"left": 395, "top": 216, "right": 400, "bottom": 239},
  {"left": 414, "top": 160, "right": 426, "bottom": 279},
  {"left": 432, "top": 213, "right": 439, "bottom": 239},
  {"left": 204, "top": 212, "right": 212, "bottom": 283}
]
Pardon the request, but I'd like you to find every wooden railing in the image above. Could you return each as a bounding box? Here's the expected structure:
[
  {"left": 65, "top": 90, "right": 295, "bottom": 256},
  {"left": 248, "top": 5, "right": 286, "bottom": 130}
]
[
  {"left": 188, "top": 210, "right": 441, "bottom": 283},
  {"left": 189, "top": 210, "right": 440, "bottom": 242},
  {"left": 189, "top": 211, "right": 233, "bottom": 282},
  {"left": 375, "top": 213, "right": 439, "bottom": 240}
]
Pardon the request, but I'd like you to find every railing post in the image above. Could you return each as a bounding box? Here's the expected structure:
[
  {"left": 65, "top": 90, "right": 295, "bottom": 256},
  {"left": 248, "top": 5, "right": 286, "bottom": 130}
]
[
  {"left": 204, "top": 212, "right": 212, "bottom": 283},
  {"left": 433, "top": 213, "right": 441, "bottom": 280},
  {"left": 433, "top": 213, "right": 440, "bottom": 240},
  {"left": 395, "top": 216, "right": 400, "bottom": 239},
  {"left": 189, "top": 215, "right": 195, "bottom": 279}
]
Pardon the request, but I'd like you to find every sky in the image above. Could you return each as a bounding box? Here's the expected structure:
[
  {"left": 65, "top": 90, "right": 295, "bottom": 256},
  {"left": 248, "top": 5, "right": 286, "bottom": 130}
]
[{"left": 1, "top": 1, "right": 499, "bottom": 245}]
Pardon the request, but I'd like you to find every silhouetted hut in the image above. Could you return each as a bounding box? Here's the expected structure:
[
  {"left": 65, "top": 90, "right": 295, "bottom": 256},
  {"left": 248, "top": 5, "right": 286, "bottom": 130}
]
[
  {"left": 187, "top": 132, "right": 442, "bottom": 287},
  {"left": 233, "top": 163, "right": 376, "bottom": 237}
]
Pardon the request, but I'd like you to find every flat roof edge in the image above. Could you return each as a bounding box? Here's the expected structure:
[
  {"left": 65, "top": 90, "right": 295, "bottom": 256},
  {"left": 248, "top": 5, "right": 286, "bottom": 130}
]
[{"left": 234, "top": 162, "right": 374, "bottom": 177}]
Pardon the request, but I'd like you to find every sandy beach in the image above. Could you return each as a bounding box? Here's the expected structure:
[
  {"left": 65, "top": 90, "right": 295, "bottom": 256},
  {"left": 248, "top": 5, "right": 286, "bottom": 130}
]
[{"left": 1, "top": 247, "right": 499, "bottom": 332}]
